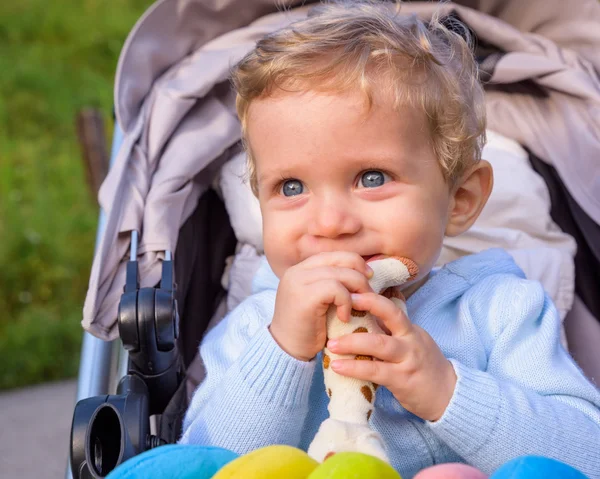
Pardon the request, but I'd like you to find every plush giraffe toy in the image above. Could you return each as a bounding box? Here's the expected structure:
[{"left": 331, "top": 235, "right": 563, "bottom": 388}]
[{"left": 307, "top": 256, "right": 419, "bottom": 463}]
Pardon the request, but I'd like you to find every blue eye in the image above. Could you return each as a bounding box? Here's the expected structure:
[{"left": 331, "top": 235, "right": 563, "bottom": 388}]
[
  {"left": 281, "top": 179, "right": 304, "bottom": 196},
  {"left": 359, "top": 170, "right": 388, "bottom": 188}
]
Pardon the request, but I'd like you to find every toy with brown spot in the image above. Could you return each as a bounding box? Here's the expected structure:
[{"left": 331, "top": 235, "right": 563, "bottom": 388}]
[{"left": 307, "top": 256, "right": 418, "bottom": 463}]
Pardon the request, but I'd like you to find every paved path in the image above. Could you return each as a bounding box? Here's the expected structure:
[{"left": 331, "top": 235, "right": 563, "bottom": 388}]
[{"left": 0, "top": 379, "right": 76, "bottom": 478}]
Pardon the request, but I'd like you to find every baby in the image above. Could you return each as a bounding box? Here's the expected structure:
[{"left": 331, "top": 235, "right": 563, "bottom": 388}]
[{"left": 180, "top": 2, "right": 600, "bottom": 478}]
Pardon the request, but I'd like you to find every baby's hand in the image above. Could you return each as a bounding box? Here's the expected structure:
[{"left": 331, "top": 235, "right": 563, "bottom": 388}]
[
  {"left": 327, "top": 292, "right": 457, "bottom": 422},
  {"left": 269, "top": 252, "right": 373, "bottom": 362}
]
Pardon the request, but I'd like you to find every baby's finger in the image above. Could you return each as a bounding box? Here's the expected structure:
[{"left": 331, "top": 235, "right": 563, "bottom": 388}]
[
  {"left": 328, "top": 332, "right": 405, "bottom": 363},
  {"left": 331, "top": 356, "right": 392, "bottom": 387},
  {"left": 320, "top": 280, "right": 352, "bottom": 323},
  {"left": 307, "top": 267, "right": 373, "bottom": 294},
  {"left": 351, "top": 293, "right": 411, "bottom": 337},
  {"left": 303, "top": 252, "right": 373, "bottom": 278}
]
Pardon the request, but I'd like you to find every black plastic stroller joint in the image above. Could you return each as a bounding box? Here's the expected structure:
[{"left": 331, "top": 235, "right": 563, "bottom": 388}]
[{"left": 70, "top": 232, "right": 181, "bottom": 478}]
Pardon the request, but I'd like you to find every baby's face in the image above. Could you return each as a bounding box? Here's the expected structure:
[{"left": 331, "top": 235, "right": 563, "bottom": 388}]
[{"left": 247, "top": 88, "right": 453, "bottom": 289}]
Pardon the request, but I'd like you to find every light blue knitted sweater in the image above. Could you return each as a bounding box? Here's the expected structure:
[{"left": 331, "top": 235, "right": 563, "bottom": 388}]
[{"left": 180, "top": 249, "right": 600, "bottom": 478}]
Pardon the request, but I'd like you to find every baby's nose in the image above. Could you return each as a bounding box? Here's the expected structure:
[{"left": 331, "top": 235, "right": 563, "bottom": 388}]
[{"left": 309, "top": 197, "right": 361, "bottom": 239}]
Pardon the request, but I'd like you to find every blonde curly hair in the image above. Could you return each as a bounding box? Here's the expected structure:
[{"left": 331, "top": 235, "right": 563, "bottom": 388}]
[{"left": 231, "top": 0, "right": 486, "bottom": 194}]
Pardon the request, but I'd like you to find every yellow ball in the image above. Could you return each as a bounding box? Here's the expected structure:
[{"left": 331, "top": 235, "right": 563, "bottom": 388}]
[
  {"left": 307, "top": 452, "right": 402, "bottom": 479},
  {"left": 212, "top": 445, "right": 319, "bottom": 479}
]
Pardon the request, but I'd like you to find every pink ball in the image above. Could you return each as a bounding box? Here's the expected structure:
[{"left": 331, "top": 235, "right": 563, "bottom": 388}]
[{"left": 414, "top": 463, "right": 488, "bottom": 479}]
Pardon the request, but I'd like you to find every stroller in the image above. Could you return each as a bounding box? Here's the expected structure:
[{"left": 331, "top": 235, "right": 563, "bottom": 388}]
[{"left": 68, "top": 0, "right": 600, "bottom": 477}]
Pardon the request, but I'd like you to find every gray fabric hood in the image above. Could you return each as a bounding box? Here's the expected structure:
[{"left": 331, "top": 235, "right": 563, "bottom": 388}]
[{"left": 115, "top": 0, "right": 600, "bottom": 133}]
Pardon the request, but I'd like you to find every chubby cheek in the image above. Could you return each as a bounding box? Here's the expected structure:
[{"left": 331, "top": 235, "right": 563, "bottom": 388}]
[
  {"left": 386, "top": 204, "right": 447, "bottom": 279},
  {"left": 262, "top": 214, "right": 298, "bottom": 278}
]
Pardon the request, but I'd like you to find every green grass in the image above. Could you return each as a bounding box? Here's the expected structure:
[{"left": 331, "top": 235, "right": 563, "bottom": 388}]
[{"left": 0, "top": 0, "right": 153, "bottom": 390}]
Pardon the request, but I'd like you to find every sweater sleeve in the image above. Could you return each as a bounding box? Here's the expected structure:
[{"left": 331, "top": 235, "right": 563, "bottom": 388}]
[
  {"left": 427, "top": 276, "right": 600, "bottom": 478},
  {"left": 178, "top": 291, "right": 317, "bottom": 453}
]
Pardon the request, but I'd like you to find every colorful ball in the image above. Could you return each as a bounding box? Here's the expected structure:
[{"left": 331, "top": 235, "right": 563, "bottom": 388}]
[
  {"left": 307, "top": 452, "right": 402, "bottom": 479},
  {"left": 414, "top": 463, "right": 487, "bottom": 479},
  {"left": 212, "top": 445, "right": 319, "bottom": 479},
  {"left": 105, "top": 444, "right": 238, "bottom": 479}
]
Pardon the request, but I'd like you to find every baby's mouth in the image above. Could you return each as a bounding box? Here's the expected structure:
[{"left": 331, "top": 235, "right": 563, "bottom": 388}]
[{"left": 362, "top": 254, "right": 386, "bottom": 263}]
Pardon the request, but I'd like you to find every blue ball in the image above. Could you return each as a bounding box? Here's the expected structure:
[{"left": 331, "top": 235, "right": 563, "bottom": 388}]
[
  {"left": 106, "top": 445, "right": 239, "bottom": 479},
  {"left": 491, "top": 456, "right": 588, "bottom": 479}
]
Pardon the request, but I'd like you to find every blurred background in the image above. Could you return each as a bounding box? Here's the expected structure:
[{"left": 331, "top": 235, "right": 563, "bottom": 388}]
[
  {"left": 0, "top": 1, "right": 152, "bottom": 475},
  {"left": 0, "top": 0, "right": 152, "bottom": 391}
]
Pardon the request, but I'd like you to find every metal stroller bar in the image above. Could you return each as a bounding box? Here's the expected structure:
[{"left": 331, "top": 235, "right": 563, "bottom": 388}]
[
  {"left": 73, "top": 125, "right": 124, "bottom": 408},
  {"left": 130, "top": 231, "right": 138, "bottom": 261}
]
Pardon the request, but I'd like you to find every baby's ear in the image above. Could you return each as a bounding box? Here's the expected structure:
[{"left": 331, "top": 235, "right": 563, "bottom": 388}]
[{"left": 445, "top": 160, "right": 493, "bottom": 237}]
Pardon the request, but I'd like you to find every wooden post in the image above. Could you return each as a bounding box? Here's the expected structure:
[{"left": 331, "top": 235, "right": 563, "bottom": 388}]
[{"left": 76, "top": 108, "right": 109, "bottom": 203}]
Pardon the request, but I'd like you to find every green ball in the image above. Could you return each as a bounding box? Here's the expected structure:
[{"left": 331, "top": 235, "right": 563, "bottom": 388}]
[
  {"left": 212, "top": 445, "right": 319, "bottom": 479},
  {"left": 308, "top": 452, "right": 402, "bottom": 479}
]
